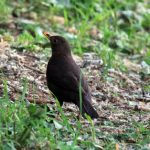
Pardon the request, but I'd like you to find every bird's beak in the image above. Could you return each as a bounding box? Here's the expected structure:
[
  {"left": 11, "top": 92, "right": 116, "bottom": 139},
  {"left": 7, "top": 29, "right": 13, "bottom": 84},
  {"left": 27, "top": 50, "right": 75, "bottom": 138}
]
[{"left": 43, "top": 31, "right": 51, "bottom": 39}]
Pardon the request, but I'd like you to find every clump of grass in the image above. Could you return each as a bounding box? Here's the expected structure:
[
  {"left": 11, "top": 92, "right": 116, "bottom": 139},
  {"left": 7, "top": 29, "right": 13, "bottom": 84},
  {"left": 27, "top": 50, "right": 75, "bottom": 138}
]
[
  {"left": 0, "top": 0, "right": 11, "bottom": 22},
  {"left": 0, "top": 80, "right": 101, "bottom": 149},
  {"left": 15, "top": 30, "right": 44, "bottom": 52},
  {"left": 16, "top": 31, "right": 34, "bottom": 46}
]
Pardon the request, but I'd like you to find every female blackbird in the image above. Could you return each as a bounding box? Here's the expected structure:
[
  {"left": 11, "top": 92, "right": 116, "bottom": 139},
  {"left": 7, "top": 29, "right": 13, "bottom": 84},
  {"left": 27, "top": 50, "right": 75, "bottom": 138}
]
[{"left": 43, "top": 32, "right": 99, "bottom": 119}]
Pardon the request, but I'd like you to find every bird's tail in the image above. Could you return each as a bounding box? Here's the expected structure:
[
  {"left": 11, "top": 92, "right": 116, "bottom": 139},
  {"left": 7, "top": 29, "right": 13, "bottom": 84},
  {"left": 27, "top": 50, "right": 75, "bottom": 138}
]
[{"left": 78, "top": 100, "right": 99, "bottom": 119}]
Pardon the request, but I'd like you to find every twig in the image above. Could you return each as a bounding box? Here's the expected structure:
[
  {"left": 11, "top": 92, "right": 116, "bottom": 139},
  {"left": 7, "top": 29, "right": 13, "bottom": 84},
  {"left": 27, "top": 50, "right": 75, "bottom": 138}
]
[
  {"left": 120, "top": 105, "right": 150, "bottom": 112},
  {"left": 121, "top": 93, "right": 150, "bottom": 103},
  {"left": 136, "top": 96, "right": 150, "bottom": 103},
  {"left": 24, "top": 64, "right": 44, "bottom": 74},
  {"left": 23, "top": 53, "right": 40, "bottom": 60},
  {"left": 26, "top": 97, "right": 54, "bottom": 105}
]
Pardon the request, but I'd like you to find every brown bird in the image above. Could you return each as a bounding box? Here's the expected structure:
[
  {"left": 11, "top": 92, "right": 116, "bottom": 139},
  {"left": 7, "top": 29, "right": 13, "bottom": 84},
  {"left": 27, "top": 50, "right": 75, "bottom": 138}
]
[{"left": 43, "top": 31, "right": 99, "bottom": 119}]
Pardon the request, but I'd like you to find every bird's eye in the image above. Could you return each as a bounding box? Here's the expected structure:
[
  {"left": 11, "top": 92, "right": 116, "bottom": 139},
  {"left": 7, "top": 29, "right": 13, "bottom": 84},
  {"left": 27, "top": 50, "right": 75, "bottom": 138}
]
[{"left": 53, "top": 39, "right": 58, "bottom": 43}]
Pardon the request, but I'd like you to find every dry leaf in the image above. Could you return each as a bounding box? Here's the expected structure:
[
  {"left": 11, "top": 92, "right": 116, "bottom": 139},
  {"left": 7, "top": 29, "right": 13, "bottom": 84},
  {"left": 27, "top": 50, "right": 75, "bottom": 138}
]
[
  {"left": 123, "top": 58, "right": 141, "bottom": 72},
  {"left": 51, "top": 16, "right": 65, "bottom": 25},
  {"left": 66, "top": 26, "right": 78, "bottom": 34}
]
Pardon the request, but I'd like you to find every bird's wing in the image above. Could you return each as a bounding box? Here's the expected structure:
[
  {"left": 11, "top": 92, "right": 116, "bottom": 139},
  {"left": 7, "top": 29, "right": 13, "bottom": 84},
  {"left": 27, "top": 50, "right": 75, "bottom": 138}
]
[{"left": 48, "top": 70, "right": 87, "bottom": 95}]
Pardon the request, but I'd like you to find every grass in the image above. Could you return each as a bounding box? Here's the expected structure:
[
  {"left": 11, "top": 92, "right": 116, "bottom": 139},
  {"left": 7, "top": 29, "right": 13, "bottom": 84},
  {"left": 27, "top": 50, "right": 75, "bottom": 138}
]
[
  {"left": 0, "top": 82, "right": 98, "bottom": 149},
  {"left": 1, "top": 87, "right": 149, "bottom": 149},
  {"left": 0, "top": 0, "right": 10, "bottom": 21},
  {"left": 0, "top": 0, "right": 150, "bottom": 149}
]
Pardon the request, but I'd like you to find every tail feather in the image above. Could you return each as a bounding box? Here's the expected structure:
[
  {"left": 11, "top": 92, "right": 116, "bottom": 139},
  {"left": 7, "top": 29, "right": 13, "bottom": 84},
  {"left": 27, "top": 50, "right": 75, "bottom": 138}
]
[{"left": 79, "top": 100, "right": 99, "bottom": 119}]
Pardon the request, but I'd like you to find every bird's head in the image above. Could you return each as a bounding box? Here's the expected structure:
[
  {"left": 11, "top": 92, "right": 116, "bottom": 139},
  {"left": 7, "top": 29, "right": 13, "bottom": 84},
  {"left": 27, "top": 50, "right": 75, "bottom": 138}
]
[{"left": 43, "top": 31, "right": 71, "bottom": 56}]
